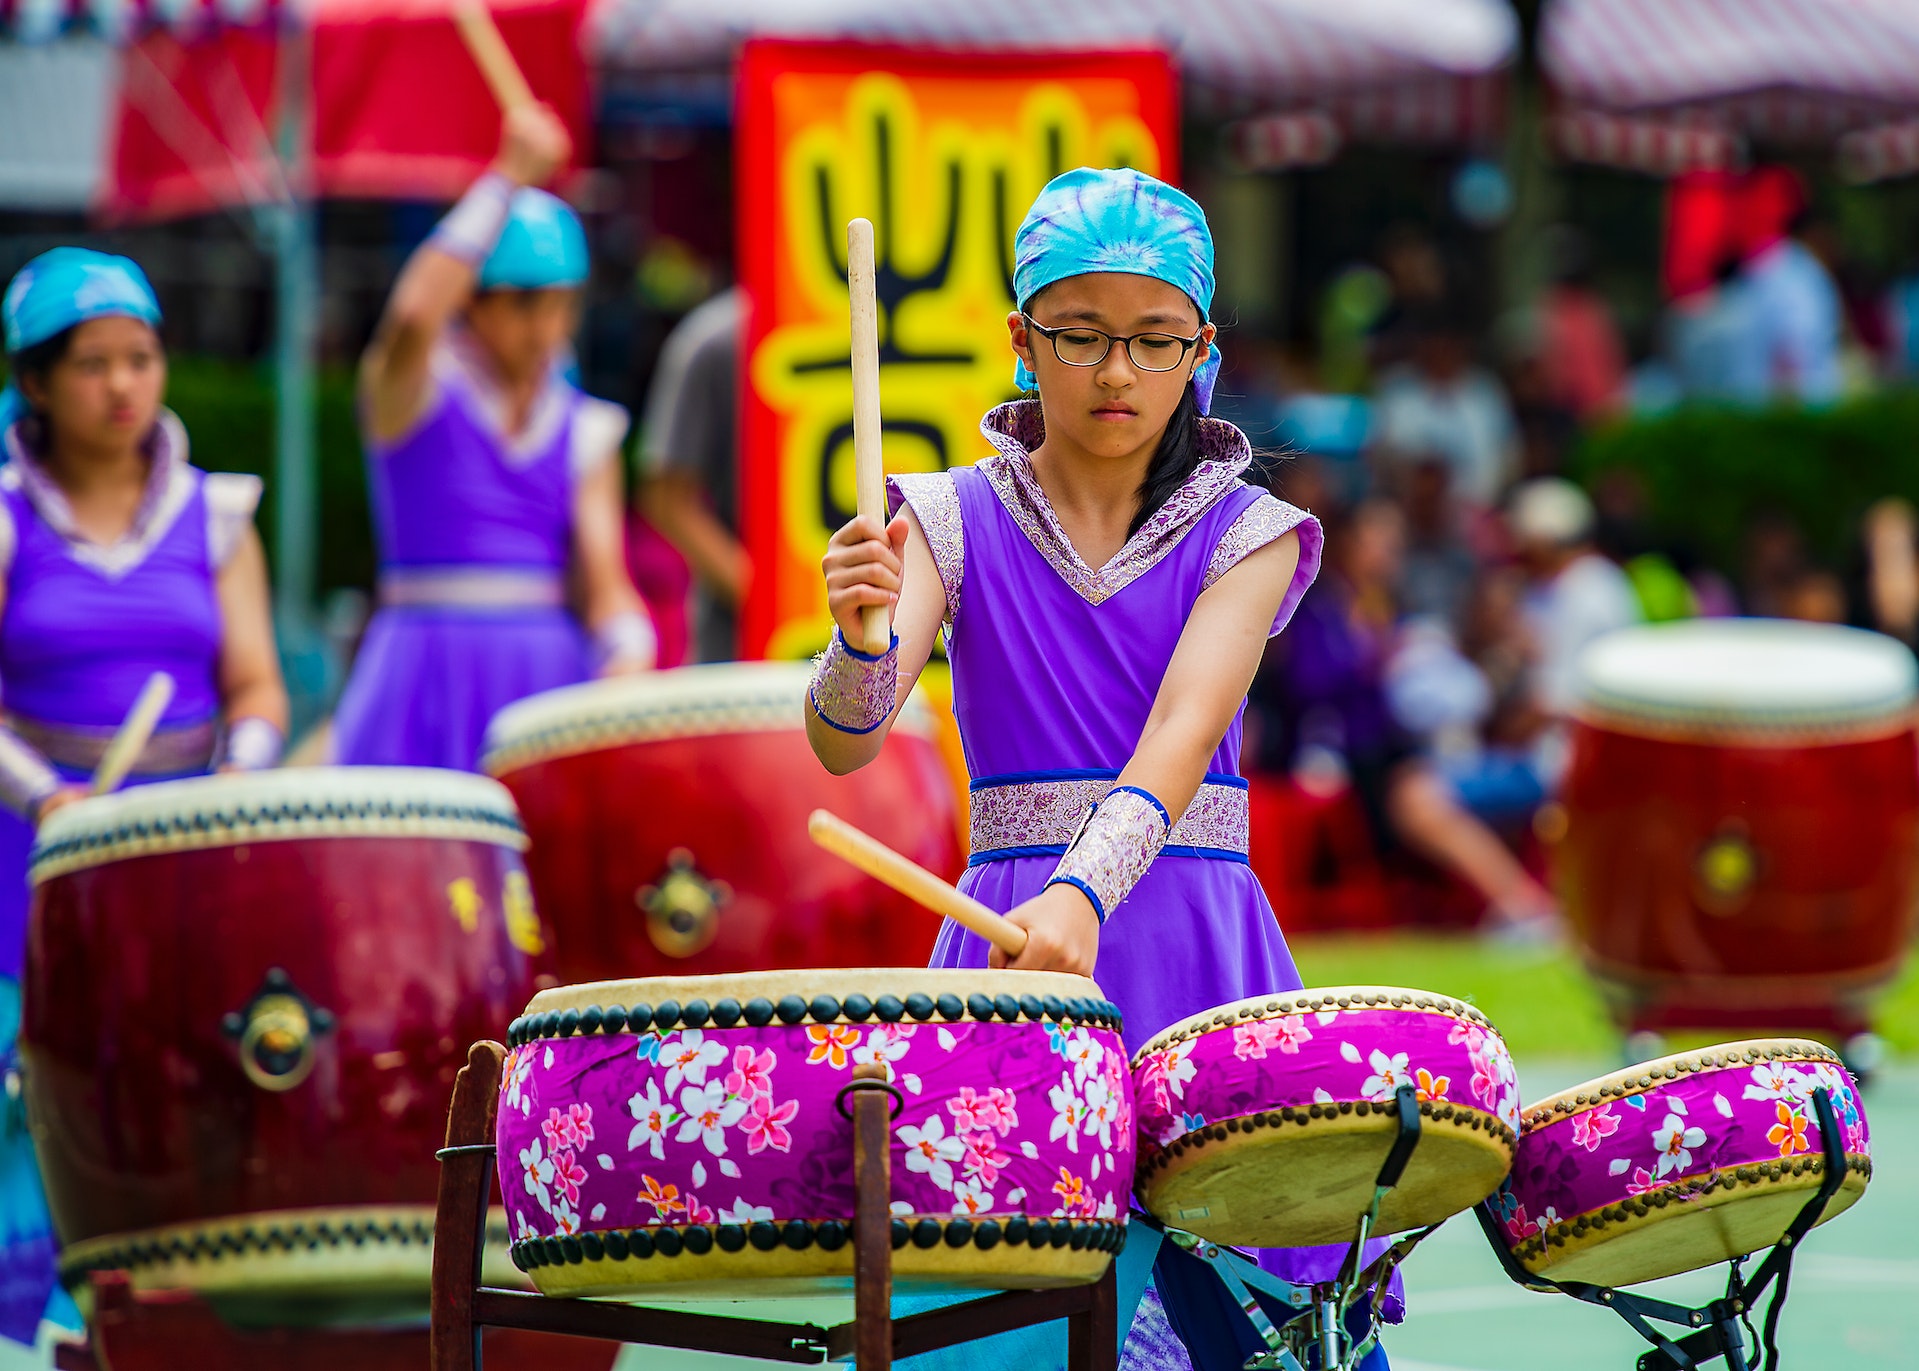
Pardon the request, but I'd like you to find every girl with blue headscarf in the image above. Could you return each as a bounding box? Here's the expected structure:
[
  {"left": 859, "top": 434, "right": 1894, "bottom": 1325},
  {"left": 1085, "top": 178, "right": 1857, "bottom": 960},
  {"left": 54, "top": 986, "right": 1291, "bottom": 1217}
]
[
  {"left": 805, "top": 170, "right": 1396, "bottom": 1370},
  {"left": 333, "top": 103, "right": 655, "bottom": 771},
  {"left": 0, "top": 246, "right": 290, "bottom": 1346}
]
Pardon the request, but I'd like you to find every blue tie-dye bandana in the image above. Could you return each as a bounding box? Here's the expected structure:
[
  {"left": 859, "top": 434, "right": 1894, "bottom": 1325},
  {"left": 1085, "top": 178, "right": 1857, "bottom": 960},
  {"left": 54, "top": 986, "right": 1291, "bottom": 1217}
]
[{"left": 1011, "top": 167, "right": 1220, "bottom": 414}]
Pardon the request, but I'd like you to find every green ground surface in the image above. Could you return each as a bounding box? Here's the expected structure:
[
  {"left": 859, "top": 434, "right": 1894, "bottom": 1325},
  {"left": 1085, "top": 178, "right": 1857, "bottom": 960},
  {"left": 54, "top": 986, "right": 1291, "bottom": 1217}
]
[{"left": 1290, "top": 934, "right": 1919, "bottom": 1060}]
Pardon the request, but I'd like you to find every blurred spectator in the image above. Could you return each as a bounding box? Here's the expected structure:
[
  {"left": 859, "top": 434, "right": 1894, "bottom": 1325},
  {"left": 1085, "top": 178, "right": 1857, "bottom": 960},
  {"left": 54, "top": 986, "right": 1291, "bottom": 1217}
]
[
  {"left": 1395, "top": 458, "right": 1477, "bottom": 625},
  {"left": 1369, "top": 310, "right": 1520, "bottom": 510},
  {"left": 1251, "top": 501, "right": 1558, "bottom": 935},
  {"left": 1510, "top": 478, "right": 1641, "bottom": 719},
  {"left": 1535, "top": 225, "right": 1627, "bottom": 422},
  {"left": 1666, "top": 252, "right": 1767, "bottom": 405},
  {"left": 1778, "top": 568, "right": 1846, "bottom": 624},
  {"left": 636, "top": 286, "right": 747, "bottom": 662},
  {"left": 1740, "top": 511, "right": 1811, "bottom": 619},
  {"left": 1738, "top": 167, "right": 1843, "bottom": 406},
  {"left": 1861, "top": 498, "right": 1919, "bottom": 647}
]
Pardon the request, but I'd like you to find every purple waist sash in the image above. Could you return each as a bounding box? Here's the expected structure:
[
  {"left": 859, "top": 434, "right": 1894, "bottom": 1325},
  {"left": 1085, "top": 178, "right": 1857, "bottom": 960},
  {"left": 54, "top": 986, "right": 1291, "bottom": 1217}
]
[
  {"left": 968, "top": 770, "right": 1249, "bottom": 866},
  {"left": 378, "top": 565, "right": 567, "bottom": 611},
  {"left": 8, "top": 712, "right": 217, "bottom": 778}
]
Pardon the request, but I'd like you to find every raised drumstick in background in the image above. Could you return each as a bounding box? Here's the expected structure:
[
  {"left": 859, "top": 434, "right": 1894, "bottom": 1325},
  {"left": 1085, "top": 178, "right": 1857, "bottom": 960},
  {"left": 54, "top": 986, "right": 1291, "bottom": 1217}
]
[
  {"left": 91, "top": 672, "right": 175, "bottom": 796},
  {"left": 454, "top": 2, "right": 538, "bottom": 113},
  {"left": 845, "top": 218, "right": 892, "bottom": 656},
  {"left": 808, "top": 808, "right": 1029, "bottom": 958}
]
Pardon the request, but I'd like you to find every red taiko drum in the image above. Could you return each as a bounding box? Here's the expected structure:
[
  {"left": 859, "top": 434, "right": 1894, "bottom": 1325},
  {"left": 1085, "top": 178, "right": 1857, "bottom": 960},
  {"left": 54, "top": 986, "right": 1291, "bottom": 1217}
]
[
  {"left": 1555, "top": 621, "right": 1919, "bottom": 1037},
  {"left": 483, "top": 663, "right": 965, "bottom": 983},
  {"left": 21, "top": 768, "right": 553, "bottom": 1320}
]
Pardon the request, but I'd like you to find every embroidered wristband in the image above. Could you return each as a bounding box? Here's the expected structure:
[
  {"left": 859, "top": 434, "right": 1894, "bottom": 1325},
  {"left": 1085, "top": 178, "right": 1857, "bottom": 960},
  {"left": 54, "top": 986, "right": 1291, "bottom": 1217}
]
[
  {"left": 808, "top": 630, "right": 898, "bottom": 734},
  {"left": 592, "top": 609, "right": 658, "bottom": 671},
  {"left": 1045, "top": 785, "right": 1171, "bottom": 923},
  {"left": 222, "top": 716, "right": 284, "bottom": 772},
  {"left": 429, "top": 172, "right": 516, "bottom": 266},
  {"left": 0, "top": 725, "right": 62, "bottom": 820}
]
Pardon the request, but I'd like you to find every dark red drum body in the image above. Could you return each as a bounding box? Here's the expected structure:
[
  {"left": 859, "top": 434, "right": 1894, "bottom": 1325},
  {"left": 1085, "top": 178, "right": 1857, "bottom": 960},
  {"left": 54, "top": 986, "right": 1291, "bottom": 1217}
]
[
  {"left": 1555, "top": 621, "right": 1919, "bottom": 1035},
  {"left": 21, "top": 768, "right": 552, "bottom": 1319},
  {"left": 484, "top": 663, "right": 965, "bottom": 982}
]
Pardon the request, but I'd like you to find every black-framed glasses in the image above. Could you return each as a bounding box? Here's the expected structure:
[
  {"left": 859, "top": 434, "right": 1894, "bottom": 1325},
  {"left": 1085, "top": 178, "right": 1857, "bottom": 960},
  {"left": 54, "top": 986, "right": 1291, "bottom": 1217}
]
[{"left": 1022, "top": 315, "right": 1205, "bottom": 373}]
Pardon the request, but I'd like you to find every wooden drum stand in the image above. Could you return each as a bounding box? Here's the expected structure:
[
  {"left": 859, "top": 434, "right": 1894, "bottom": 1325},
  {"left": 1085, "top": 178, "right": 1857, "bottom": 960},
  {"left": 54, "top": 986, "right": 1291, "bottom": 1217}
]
[{"left": 430, "top": 1043, "right": 1120, "bottom": 1370}]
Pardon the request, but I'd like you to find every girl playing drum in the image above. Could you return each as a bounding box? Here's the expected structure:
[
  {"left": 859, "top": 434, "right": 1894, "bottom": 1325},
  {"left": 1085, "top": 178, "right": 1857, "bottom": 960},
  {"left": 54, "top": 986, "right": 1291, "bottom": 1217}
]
[
  {"left": 0, "top": 247, "right": 289, "bottom": 1344},
  {"left": 335, "top": 103, "right": 654, "bottom": 771},
  {"left": 805, "top": 169, "right": 1389, "bottom": 1370}
]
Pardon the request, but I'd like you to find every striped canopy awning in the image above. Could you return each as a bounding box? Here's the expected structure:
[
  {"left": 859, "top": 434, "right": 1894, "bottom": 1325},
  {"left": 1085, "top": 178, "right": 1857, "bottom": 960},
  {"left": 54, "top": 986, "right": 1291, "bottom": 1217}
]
[
  {"left": 1541, "top": 0, "right": 1919, "bottom": 180},
  {"left": 0, "top": 0, "right": 284, "bottom": 43},
  {"left": 588, "top": 0, "right": 1516, "bottom": 151}
]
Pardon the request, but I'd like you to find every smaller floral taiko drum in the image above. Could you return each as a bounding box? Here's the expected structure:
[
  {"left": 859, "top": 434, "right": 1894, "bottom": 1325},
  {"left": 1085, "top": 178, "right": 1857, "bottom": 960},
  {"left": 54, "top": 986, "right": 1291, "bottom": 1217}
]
[
  {"left": 1491, "top": 1039, "right": 1871, "bottom": 1288},
  {"left": 1132, "top": 987, "right": 1521, "bottom": 1246},
  {"left": 497, "top": 971, "right": 1134, "bottom": 1296}
]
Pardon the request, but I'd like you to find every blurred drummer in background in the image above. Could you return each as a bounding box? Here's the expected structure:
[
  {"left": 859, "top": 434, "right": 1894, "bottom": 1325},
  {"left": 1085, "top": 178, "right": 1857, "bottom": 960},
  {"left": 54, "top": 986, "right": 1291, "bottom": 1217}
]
[
  {"left": 334, "top": 103, "right": 654, "bottom": 772},
  {"left": 0, "top": 247, "right": 289, "bottom": 1344}
]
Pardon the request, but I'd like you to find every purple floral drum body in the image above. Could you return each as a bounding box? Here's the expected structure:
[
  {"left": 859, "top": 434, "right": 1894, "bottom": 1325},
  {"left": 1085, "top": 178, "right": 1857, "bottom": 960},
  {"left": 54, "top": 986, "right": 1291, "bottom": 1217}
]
[
  {"left": 1132, "top": 987, "right": 1522, "bottom": 1247},
  {"left": 496, "top": 971, "right": 1134, "bottom": 1296},
  {"left": 1493, "top": 1039, "right": 1872, "bottom": 1288}
]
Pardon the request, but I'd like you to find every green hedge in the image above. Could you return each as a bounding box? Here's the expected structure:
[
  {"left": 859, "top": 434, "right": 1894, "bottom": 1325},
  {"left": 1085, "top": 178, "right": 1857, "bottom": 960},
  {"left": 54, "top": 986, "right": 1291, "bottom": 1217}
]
[
  {"left": 159, "top": 356, "right": 375, "bottom": 596},
  {"left": 1572, "top": 389, "right": 1919, "bottom": 577}
]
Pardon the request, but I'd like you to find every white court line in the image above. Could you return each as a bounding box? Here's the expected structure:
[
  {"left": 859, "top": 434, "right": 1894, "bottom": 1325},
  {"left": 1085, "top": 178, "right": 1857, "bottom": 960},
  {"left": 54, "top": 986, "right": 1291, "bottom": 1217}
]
[
  {"left": 1794, "top": 1254, "right": 1919, "bottom": 1285},
  {"left": 1400, "top": 1285, "right": 1548, "bottom": 1315}
]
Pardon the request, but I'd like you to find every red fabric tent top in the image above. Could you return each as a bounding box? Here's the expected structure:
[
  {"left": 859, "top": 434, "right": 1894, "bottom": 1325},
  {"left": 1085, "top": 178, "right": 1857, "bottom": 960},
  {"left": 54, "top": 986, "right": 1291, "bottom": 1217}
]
[
  {"left": 102, "top": 0, "right": 590, "bottom": 221},
  {"left": 1541, "top": 0, "right": 1919, "bottom": 179}
]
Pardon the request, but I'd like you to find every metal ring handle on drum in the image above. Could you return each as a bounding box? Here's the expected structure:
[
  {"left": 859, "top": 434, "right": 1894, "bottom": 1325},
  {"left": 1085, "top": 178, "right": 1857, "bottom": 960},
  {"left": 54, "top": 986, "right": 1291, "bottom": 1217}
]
[
  {"left": 237, "top": 995, "right": 319, "bottom": 1093},
  {"left": 834, "top": 1077, "right": 905, "bottom": 1122}
]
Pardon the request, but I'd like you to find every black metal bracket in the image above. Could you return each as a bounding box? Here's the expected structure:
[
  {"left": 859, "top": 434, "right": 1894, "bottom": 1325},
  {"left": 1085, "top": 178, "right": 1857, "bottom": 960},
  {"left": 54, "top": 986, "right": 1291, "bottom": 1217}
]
[{"left": 1473, "top": 1087, "right": 1849, "bottom": 1371}]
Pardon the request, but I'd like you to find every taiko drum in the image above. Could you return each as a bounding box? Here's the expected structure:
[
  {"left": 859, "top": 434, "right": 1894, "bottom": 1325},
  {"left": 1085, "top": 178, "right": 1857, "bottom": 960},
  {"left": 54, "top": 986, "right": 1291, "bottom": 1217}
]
[
  {"left": 21, "top": 768, "right": 551, "bottom": 1319},
  {"left": 1555, "top": 621, "right": 1919, "bottom": 1035},
  {"left": 483, "top": 664, "right": 965, "bottom": 983}
]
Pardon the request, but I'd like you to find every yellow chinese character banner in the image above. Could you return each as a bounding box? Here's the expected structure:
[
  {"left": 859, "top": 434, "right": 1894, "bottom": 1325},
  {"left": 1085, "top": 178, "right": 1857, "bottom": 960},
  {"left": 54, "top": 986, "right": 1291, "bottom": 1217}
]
[{"left": 736, "top": 41, "right": 1178, "bottom": 658}]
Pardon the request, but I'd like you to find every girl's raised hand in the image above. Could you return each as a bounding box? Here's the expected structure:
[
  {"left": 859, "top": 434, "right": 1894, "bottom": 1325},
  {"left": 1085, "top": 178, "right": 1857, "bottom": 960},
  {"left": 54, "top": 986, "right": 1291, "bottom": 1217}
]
[{"left": 822, "top": 512, "right": 908, "bottom": 645}]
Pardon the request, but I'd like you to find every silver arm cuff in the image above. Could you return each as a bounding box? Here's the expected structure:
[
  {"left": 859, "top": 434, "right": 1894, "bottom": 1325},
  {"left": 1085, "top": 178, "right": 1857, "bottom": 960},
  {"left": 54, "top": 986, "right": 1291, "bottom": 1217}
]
[
  {"left": 428, "top": 171, "right": 515, "bottom": 266},
  {"left": 1045, "top": 786, "right": 1171, "bottom": 923},
  {"left": 221, "top": 716, "right": 284, "bottom": 772},
  {"left": 592, "top": 609, "right": 658, "bottom": 670},
  {"left": 0, "top": 725, "right": 62, "bottom": 819},
  {"left": 808, "top": 631, "right": 898, "bottom": 735}
]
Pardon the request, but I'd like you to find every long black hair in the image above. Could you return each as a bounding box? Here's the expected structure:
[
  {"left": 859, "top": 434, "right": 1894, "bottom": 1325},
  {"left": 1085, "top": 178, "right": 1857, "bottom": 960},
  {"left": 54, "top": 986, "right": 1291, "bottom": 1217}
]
[
  {"left": 1129, "top": 380, "right": 1204, "bottom": 537},
  {"left": 6, "top": 326, "right": 78, "bottom": 402}
]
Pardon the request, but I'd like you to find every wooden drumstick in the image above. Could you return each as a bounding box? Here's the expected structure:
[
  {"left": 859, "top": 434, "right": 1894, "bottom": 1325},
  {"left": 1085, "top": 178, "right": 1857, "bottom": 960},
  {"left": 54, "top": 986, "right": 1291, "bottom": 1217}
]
[
  {"left": 455, "top": 2, "right": 538, "bottom": 114},
  {"left": 846, "top": 218, "right": 891, "bottom": 656},
  {"left": 808, "top": 809, "right": 1029, "bottom": 958},
  {"left": 90, "top": 671, "right": 175, "bottom": 796}
]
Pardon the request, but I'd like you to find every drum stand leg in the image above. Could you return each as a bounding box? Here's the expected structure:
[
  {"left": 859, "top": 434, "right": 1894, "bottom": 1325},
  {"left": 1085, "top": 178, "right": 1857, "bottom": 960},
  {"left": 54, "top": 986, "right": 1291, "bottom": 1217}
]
[
  {"left": 1470, "top": 1089, "right": 1851, "bottom": 1371},
  {"left": 428, "top": 1044, "right": 1119, "bottom": 1371}
]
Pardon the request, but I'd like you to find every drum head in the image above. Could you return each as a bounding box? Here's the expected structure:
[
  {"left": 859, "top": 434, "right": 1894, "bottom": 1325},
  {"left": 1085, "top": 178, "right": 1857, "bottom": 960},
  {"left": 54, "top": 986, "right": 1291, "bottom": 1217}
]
[
  {"left": 1575, "top": 620, "right": 1917, "bottom": 738},
  {"left": 483, "top": 662, "right": 939, "bottom": 775},
  {"left": 1501, "top": 1040, "right": 1871, "bottom": 1287},
  {"left": 1133, "top": 988, "right": 1520, "bottom": 1247}
]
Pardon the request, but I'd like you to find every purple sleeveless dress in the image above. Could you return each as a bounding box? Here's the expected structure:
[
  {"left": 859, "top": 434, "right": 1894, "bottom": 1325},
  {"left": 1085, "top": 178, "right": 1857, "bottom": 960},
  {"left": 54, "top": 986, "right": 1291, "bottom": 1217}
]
[
  {"left": 332, "top": 337, "right": 628, "bottom": 772},
  {"left": 892, "top": 403, "right": 1394, "bottom": 1366},
  {"left": 0, "top": 411, "right": 257, "bottom": 1343}
]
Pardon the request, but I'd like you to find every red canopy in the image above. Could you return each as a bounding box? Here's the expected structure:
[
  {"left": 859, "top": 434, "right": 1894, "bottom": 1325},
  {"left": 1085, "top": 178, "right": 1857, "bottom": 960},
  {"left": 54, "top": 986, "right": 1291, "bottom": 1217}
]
[{"left": 104, "top": 0, "right": 590, "bottom": 220}]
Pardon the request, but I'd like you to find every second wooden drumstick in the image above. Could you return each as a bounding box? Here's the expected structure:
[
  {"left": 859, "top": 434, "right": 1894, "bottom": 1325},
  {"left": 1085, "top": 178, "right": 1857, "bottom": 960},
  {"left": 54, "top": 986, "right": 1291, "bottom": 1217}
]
[
  {"left": 846, "top": 218, "right": 891, "bottom": 656},
  {"left": 91, "top": 671, "right": 175, "bottom": 796},
  {"left": 808, "top": 809, "right": 1029, "bottom": 958},
  {"left": 455, "top": 2, "right": 538, "bottom": 114}
]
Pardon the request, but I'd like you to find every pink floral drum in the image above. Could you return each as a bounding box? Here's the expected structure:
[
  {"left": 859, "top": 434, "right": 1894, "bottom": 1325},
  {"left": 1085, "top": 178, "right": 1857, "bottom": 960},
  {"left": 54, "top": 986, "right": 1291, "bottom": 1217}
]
[
  {"left": 496, "top": 971, "right": 1134, "bottom": 1296},
  {"left": 1492, "top": 1039, "right": 1871, "bottom": 1288},
  {"left": 1132, "top": 987, "right": 1521, "bottom": 1246}
]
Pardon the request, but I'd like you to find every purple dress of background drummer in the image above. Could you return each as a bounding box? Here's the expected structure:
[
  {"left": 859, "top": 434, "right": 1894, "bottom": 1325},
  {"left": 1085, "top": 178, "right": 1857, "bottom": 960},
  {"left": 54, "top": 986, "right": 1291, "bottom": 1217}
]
[
  {"left": 807, "top": 170, "right": 1395, "bottom": 1371},
  {"left": 333, "top": 102, "right": 654, "bottom": 772},
  {"left": 0, "top": 248, "right": 289, "bottom": 1346}
]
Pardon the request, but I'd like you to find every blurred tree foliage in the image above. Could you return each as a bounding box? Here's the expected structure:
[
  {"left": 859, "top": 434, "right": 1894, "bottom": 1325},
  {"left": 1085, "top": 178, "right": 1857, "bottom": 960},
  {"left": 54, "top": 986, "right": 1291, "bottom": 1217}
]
[
  {"left": 160, "top": 356, "right": 375, "bottom": 596},
  {"left": 1572, "top": 391, "right": 1919, "bottom": 577}
]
